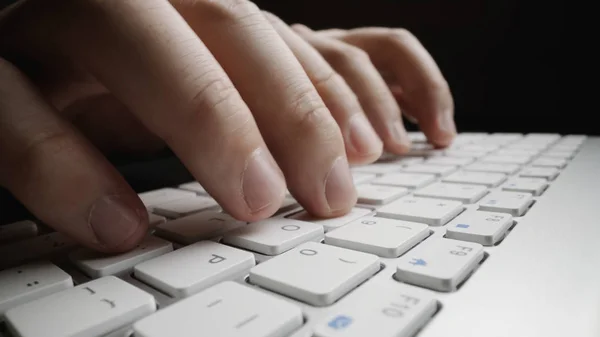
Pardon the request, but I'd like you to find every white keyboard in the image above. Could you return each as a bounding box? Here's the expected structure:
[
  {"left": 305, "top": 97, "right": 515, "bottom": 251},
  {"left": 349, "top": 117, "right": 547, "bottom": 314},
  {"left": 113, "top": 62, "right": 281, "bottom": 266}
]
[{"left": 0, "top": 132, "right": 598, "bottom": 337}]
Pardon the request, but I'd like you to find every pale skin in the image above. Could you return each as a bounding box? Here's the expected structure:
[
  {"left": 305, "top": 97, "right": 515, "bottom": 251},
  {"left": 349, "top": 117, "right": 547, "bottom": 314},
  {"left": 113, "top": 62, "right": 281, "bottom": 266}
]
[{"left": 0, "top": 0, "right": 455, "bottom": 253}]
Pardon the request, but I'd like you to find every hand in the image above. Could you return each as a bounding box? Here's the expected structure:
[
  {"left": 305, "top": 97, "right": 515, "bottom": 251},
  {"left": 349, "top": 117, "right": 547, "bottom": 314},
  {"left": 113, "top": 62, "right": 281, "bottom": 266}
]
[{"left": 0, "top": 0, "right": 454, "bottom": 253}]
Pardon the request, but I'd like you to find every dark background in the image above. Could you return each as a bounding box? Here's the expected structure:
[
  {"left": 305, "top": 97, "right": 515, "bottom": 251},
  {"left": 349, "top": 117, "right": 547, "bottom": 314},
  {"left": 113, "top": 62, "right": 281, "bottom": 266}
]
[
  {"left": 254, "top": 0, "right": 570, "bottom": 134},
  {"left": 0, "top": 0, "right": 578, "bottom": 224}
]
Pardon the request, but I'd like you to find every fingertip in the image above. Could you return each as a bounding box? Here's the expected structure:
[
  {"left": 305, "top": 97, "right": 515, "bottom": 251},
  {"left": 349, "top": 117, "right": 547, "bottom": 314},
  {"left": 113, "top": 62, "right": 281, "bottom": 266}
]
[
  {"left": 324, "top": 156, "right": 357, "bottom": 214},
  {"left": 88, "top": 193, "right": 148, "bottom": 253}
]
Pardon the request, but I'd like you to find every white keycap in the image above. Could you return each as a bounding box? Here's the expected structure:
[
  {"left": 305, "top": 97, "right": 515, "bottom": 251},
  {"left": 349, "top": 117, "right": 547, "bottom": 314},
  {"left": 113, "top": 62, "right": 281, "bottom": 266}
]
[
  {"left": 356, "top": 184, "right": 408, "bottom": 205},
  {"left": 446, "top": 211, "right": 513, "bottom": 245},
  {"left": 402, "top": 163, "right": 457, "bottom": 176},
  {"left": 222, "top": 218, "right": 324, "bottom": 255},
  {"left": 519, "top": 166, "right": 560, "bottom": 180},
  {"left": 371, "top": 172, "right": 436, "bottom": 189},
  {"left": 289, "top": 207, "right": 373, "bottom": 232},
  {"left": 407, "top": 132, "right": 427, "bottom": 143},
  {"left": 426, "top": 156, "right": 474, "bottom": 166},
  {"left": 502, "top": 178, "right": 548, "bottom": 196},
  {"left": 495, "top": 148, "right": 540, "bottom": 157},
  {"left": 352, "top": 172, "right": 377, "bottom": 185},
  {"left": 458, "top": 144, "right": 499, "bottom": 153},
  {"left": 138, "top": 188, "right": 196, "bottom": 208},
  {"left": 444, "top": 149, "right": 487, "bottom": 158},
  {"left": 249, "top": 242, "right": 380, "bottom": 306},
  {"left": 178, "top": 181, "right": 208, "bottom": 195},
  {"left": 0, "top": 220, "right": 38, "bottom": 244},
  {"left": 396, "top": 157, "right": 426, "bottom": 166},
  {"left": 352, "top": 162, "right": 403, "bottom": 175},
  {"left": 0, "top": 262, "right": 73, "bottom": 316},
  {"left": 148, "top": 213, "right": 167, "bottom": 228},
  {"left": 464, "top": 162, "right": 520, "bottom": 175},
  {"left": 133, "top": 281, "right": 302, "bottom": 337},
  {"left": 0, "top": 232, "right": 75, "bottom": 270},
  {"left": 542, "top": 150, "right": 574, "bottom": 159},
  {"left": 377, "top": 196, "right": 464, "bottom": 226},
  {"left": 506, "top": 142, "right": 548, "bottom": 150},
  {"left": 325, "top": 217, "right": 429, "bottom": 258},
  {"left": 404, "top": 144, "right": 444, "bottom": 157},
  {"left": 478, "top": 191, "right": 533, "bottom": 216},
  {"left": 69, "top": 236, "right": 173, "bottom": 278},
  {"left": 134, "top": 241, "right": 255, "bottom": 298},
  {"left": 314, "top": 281, "right": 437, "bottom": 337},
  {"left": 394, "top": 238, "right": 484, "bottom": 292},
  {"left": 153, "top": 195, "right": 219, "bottom": 218},
  {"left": 5, "top": 276, "right": 155, "bottom": 337},
  {"left": 551, "top": 144, "right": 580, "bottom": 152},
  {"left": 154, "top": 211, "right": 246, "bottom": 245},
  {"left": 480, "top": 154, "right": 531, "bottom": 165},
  {"left": 413, "top": 182, "right": 488, "bottom": 204},
  {"left": 442, "top": 171, "right": 506, "bottom": 187},
  {"left": 531, "top": 157, "right": 568, "bottom": 168}
]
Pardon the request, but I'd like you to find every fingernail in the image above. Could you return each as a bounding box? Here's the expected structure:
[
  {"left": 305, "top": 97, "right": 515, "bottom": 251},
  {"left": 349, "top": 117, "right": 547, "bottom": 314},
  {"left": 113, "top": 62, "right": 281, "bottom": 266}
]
[
  {"left": 89, "top": 194, "right": 143, "bottom": 249},
  {"left": 390, "top": 120, "right": 411, "bottom": 147},
  {"left": 325, "top": 156, "right": 356, "bottom": 212},
  {"left": 438, "top": 111, "right": 457, "bottom": 135},
  {"left": 348, "top": 114, "right": 382, "bottom": 155},
  {"left": 242, "top": 149, "right": 285, "bottom": 213}
]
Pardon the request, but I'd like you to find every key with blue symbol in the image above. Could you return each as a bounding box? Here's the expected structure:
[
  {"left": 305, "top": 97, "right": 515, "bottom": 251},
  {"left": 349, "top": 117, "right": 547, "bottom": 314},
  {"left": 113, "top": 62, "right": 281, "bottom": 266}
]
[
  {"left": 395, "top": 238, "right": 484, "bottom": 292},
  {"left": 446, "top": 211, "right": 513, "bottom": 245}
]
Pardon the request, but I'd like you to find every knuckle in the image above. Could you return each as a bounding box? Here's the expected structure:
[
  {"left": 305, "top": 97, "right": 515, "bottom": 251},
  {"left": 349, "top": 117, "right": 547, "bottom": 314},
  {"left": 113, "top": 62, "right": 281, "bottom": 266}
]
[
  {"left": 14, "top": 131, "right": 76, "bottom": 176},
  {"left": 326, "top": 45, "right": 370, "bottom": 69},
  {"left": 388, "top": 28, "right": 417, "bottom": 44},
  {"left": 310, "top": 70, "right": 341, "bottom": 92},
  {"left": 187, "top": 73, "right": 241, "bottom": 124},
  {"left": 288, "top": 85, "right": 336, "bottom": 137}
]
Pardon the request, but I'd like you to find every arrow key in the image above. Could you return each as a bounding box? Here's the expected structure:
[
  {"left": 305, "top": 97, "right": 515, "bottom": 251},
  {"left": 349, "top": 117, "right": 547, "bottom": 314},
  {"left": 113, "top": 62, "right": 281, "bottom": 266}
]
[{"left": 394, "top": 238, "right": 484, "bottom": 292}]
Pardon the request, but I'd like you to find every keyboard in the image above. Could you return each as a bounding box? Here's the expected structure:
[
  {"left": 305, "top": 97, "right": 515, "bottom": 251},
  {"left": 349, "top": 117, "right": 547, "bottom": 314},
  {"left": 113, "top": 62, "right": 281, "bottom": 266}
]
[{"left": 1, "top": 132, "right": 599, "bottom": 337}]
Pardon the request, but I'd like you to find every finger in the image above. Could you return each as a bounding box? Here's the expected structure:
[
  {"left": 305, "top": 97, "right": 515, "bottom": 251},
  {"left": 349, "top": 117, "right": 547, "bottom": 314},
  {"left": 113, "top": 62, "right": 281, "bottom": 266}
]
[
  {"left": 264, "top": 12, "right": 382, "bottom": 164},
  {"left": 317, "top": 27, "right": 456, "bottom": 147},
  {"left": 293, "top": 24, "right": 412, "bottom": 154},
  {"left": 0, "top": 59, "right": 147, "bottom": 253},
  {"left": 174, "top": 0, "right": 356, "bottom": 217},
  {"left": 2, "top": 0, "right": 286, "bottom": 221}
]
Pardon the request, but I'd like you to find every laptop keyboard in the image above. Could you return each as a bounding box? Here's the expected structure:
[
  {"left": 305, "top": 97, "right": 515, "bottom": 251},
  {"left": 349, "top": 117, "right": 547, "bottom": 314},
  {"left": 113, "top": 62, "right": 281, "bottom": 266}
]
[{"left": 0, "top": 132, "right": 587, "bottom": 337}]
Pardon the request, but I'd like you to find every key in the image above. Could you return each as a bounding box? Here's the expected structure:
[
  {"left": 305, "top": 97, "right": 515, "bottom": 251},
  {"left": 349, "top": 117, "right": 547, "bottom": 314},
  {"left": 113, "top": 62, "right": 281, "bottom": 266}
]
[
  {"left": 222, "top": 218, "right": 324, "bottom": 255},
  {"left": 274, "top": 197, "right": 299, "bottom": 215},
  {"left": 478, "top": 191, "right": 533, "bottom": 216},
  {"left": 138, "top": 188, "right": 196, "bottom": 209},
  {"left": 494, "top": 148, "right": 540, "bottom": 157},
  {"left": 502, "top": 177, "right": 548, "bottom": 196},
  {"left": 542, "top": 150, "right": 575, "bottom": 159},
  {"left": 178, "top": 181, "right": 208, "bottom": 195},
  {"left": 480, "top": 154, "right": 531, "bottom": 165},
  {"left": 444, "top": 149, "right": 487, "bottom": 158},
  {"left": 394, "top": 238, "right": 484, "bottom": 292},
  {"left": 531, "top": 157, "right": 568, "bottom": 168},
  {"left": 153, "top": 195, "right": 219, "bottom": 218},
  {"left": 404, "top": 144, "right": 444, "bottom": 157},
  {"left": 153, "top": 211, "right": 246, "bottom": 245},
  {"left": 518, "top": 166, "right": 560, "bottom": 180},
  {"left": 356, "top": 184, "right": 409, "bottom": 205},
  {"left": 352, "top": 162, "right": 403, "bottom": 175},
  {"left": 314, "top": 281, "right": 437, "bottom": 337},
  {"left": 407, "top": 132, "right": 427, "bottom": 143},
  {"left": 133, "top": 281, "right": 303, "bottom": 337},
  {"left": 426, "top": 156, "right": 474, "bottom": 166},
  {"left": 249, "top": 242, "right": 380, "bottom": 306},
  {"left": 446, "top": 211, "right": 513, "bottom": 246},
  {"left": 69, "top": 236, "right": 173, "bottom": 278},
  {"left": 0, "top": 220, "right": 38, "bottom": 244},
  {"left": 5, "top": 276, "right": 155, "bottom": 337},
  {"left": 352, "top": 172, "right": 377, "bottom": 185},
  {"left": 371, "top": 172, "right": 436, "bottom": 189},
  {"left": 505, "top": 142, "right": 548, "bottom": 151},
  {"left": 377, "top": 196, "right": 464, "bottom": 226},
  {"left": 0, "top": 262, "right": 73, "bottom": 316},
  {"left": 134, "top": 241, "right": 255, "bottom": 298},
  {"left": 148, "top": 213, "right": 167, "bottom": 228},
  {"left": 0, "top": 232, "right": 75, "bottom": 270},
  {"left": 324, "top": 217, "right": 429, "bottom": 258},
  {"left": 289, "top": 207, "right": 373, "bottom": 232},
  {"left": 458, "top": 144, "right": 499, "bottom": 153},
  {"left": 464, "top": 162, "right": 520, "bottom": 175},
  {"left": 413, "top": 182, "right": 488, "bottom": 204},
  {"left": 402, "top": 163, "right": 457, "bottom": 177},
  {"left": 442, "top": 171, "right": 506, "bottom": 187}
]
